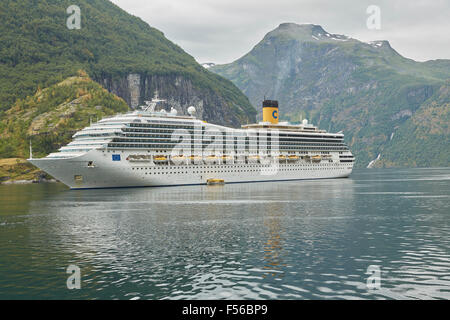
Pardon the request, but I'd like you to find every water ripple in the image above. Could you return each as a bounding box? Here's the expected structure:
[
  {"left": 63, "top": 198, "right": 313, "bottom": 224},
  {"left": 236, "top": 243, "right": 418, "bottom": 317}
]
[{"left": 0, "top": 168, "right": 449, "bottom": 299}]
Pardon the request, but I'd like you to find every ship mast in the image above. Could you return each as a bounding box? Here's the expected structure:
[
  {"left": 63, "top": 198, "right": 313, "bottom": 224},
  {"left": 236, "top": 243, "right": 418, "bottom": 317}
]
[{"left": 143, "top": 91, "right": 167, "bottom": 112}]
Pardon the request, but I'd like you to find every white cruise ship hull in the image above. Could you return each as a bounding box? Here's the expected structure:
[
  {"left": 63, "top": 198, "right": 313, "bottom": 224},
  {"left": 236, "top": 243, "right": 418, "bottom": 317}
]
[{"left": 29, "top": 150, "right": 353, "bottom": 189}]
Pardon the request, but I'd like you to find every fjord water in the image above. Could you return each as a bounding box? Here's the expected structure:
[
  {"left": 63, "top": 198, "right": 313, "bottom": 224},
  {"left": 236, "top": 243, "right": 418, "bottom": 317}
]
[{"left": 0, "top": 168, "right": 449, "bottom": 300}]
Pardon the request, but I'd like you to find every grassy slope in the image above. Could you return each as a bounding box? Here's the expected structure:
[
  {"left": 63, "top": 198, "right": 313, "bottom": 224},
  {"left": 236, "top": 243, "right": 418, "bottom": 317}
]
[
  {"left": 0, "top": 158, "right": 44, "bottom": 183},
  {"left": 0, "top": 72, "right": 129, "bottom": 182}
]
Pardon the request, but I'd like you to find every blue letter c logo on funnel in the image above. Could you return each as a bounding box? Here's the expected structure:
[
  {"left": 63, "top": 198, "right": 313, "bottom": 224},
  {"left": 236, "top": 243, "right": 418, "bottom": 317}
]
[{"left": 272, "top": 110, "right": 278, "bottom": 119}]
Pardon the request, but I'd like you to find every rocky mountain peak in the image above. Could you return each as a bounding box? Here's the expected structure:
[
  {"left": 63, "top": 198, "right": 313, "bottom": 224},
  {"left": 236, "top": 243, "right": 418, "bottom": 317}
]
[
  {"left": 277, "top": 23, "right": 326, "bottom": 34},
  {"left": 266, "top": 23, "right": 350, "bottom": 43},
  {"left": 368, "top": 40, "right": 390, "bottom": 48}
]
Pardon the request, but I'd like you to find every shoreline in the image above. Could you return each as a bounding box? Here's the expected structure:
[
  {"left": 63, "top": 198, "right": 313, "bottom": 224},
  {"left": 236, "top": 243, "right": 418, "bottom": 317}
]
[
  {"left": 0, "top": 158, "right": 56, "bottom": 185},
  {"left": 1, "top": 178, "right": 58, "bottom": 185}
]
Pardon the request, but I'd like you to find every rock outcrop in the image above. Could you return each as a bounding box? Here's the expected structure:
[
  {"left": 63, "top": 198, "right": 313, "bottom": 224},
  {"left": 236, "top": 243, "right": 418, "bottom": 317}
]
[{"left": 99, "top": 73, "right": 253, "bottom": 127}]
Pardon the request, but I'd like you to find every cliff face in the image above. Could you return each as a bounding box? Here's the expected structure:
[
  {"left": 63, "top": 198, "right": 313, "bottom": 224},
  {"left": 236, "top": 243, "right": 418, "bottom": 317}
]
[
  {"left": 99, "top": 73, "right": 250, "bottom": 127},
  {"left": 211, "top": 23, "right": 450, "bottom": 168},
  {"left": 0, "top": 0, "right": 256, "bottom": 127}
]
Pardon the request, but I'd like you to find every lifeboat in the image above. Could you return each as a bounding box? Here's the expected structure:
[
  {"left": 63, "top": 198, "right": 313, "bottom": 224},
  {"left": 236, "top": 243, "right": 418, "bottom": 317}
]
[
  {"left": 207, "top": 178, "right": 225, "bottom": 185},
  {"left": 278, "top": 155, "right": 286, "bottom": 161},
  {"left": 248, "top": 155, "right": 260, "bottom": 163},
  {"left": 311, "top": 155, "right": 322, "bottom": 162},
  {"left": 204, "top": 155, "right": 218, "bottom": 163},
  {"left": 153, "top": 156, "right": 168, "bottom": 163},
  {"left": 171, "top": 155, "right": 186, "bottom": 164},
  {"left": 189, "top": 155, "right": 202, "bottom": 163},
  {"left": 127, "top": 154, "right": 151, "bottom": 162},
  {"left": 221, "top": 155, "right": 233, "bottom": 162},
  {"left": 288, "top": 155, "right": 299, "bottom": 161}
]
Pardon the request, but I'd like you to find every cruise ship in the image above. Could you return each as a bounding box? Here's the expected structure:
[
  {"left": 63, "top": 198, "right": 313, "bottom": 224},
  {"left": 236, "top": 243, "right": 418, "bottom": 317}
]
[{"left": 28, "top": 95, "right": 354, "bottom": 189}]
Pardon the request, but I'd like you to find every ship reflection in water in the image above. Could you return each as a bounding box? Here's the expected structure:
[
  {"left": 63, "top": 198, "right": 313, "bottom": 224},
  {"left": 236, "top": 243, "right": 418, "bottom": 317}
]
[
  {"left": 263, "top": 210, "right": 285, "bottom": 279},
  {"left": 1, "top": 168, "right": 449, "bottom": 299}
]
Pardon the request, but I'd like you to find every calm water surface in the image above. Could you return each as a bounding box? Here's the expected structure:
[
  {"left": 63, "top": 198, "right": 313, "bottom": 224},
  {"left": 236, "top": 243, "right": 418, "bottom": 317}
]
[{"left": 0, "top": 168, "right": 449, "bottom": 300}]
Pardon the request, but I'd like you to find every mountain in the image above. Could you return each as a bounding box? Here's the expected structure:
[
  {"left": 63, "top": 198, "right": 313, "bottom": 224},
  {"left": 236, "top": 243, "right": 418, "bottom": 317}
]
[
  {"left": 373, "top": 81, "right": 450, "bottom": 167},
  {"left": 0, "top": 0, "right": 256, "bottom": 127},
  {"left": 0, "top": 72, "right": 129, "bottom": 182},
  {"left": 201, "top": 63, "right": 216, "bottom": 69},
  {"left": 210, "top": 23, "right": 450, "bottom": 168}
]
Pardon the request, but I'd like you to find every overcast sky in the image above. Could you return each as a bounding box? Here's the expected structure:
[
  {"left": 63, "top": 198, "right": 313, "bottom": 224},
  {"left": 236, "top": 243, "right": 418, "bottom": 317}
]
[{"left": 110, "top": 0, "right": 450, "bottom": 64}]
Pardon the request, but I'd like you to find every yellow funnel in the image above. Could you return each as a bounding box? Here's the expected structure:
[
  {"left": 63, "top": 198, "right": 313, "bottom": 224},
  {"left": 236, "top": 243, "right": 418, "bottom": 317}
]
[{"left": 262, "top": 100, "right": 279, "bottom": 124}]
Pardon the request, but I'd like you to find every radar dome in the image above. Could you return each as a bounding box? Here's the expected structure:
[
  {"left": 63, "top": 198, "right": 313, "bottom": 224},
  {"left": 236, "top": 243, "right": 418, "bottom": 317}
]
[
  {"left": 302, "top": 119, "right": 308, "bottom": 125},
  {"left": 187, "top": 106, "right": 196, "bottom": 116},
  {"left": 170, "top": 108, "right": 178, "bottom": 116}
]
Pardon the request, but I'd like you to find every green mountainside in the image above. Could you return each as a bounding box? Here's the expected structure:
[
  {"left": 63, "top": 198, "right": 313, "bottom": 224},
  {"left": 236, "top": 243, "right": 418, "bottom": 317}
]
[
  {"left": 0, "top": 72, "right": 128, "bottom": 159},
  {"left": 0, "top": 0, "right": 255, "bottom": 125},
  {"left": 374, "top": 82, "right": 450, "bottom": 167},
  {"left": 0, "top": 72, "right": 129, "bottom": 182},
  {"left": 211, "top": 23, "right": 450, "bottom": 168}
]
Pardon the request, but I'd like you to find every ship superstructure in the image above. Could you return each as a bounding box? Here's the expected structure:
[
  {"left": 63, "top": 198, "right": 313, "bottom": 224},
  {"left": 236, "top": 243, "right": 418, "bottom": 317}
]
[{"left": 29, "top": 96, "right": 354, "bottom": 189}]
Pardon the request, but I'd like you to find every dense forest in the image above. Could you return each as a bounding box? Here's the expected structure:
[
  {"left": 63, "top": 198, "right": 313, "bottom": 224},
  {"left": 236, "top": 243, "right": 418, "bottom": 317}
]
[{"left": 0, "top": 0, "right": 255, "bottom": 118}]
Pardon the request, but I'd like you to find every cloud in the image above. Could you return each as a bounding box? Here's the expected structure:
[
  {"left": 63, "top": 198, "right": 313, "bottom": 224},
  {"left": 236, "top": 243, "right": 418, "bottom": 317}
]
[{"left": 110, "top": 0, "right": 450, "bottom": 64}]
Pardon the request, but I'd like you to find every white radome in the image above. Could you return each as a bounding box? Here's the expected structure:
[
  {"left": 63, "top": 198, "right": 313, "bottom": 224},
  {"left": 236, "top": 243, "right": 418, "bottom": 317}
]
[{"left": 187, "top": 106, "right": 196, "bottom": 116}]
